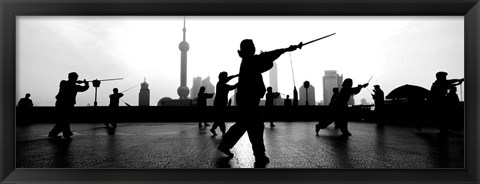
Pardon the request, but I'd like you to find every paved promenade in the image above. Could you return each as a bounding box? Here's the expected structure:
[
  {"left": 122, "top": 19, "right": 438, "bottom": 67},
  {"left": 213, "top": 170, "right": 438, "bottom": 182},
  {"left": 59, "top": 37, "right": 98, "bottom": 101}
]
[{"left": 16, "top": 121, "right": 464, "bottom": 168}]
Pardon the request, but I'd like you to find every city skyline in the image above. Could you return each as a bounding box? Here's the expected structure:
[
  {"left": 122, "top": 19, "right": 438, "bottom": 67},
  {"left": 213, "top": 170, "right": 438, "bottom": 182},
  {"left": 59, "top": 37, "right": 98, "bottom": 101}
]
[{"left": 17, "top": 16, "right": 464, "bottom": 106}]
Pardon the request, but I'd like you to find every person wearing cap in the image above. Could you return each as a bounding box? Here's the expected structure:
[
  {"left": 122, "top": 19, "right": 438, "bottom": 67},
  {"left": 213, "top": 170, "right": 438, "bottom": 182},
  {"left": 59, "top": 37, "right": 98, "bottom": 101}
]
[
  {"left": 429, "top": 71, "right": 463, "bottom": 105},
  {"left": 48, "top": 72, "right": 89, "bottom": 138},
  {"left": 427, "top": 71, "right": 463, "bottom": 135},
  {"left": 217, "top": 39, "right": 299, "bottom": 164}
]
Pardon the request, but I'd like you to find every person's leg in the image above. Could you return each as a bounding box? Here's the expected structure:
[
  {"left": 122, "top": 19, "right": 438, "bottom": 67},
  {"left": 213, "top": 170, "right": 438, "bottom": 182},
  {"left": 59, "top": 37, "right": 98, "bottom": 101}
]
[
  {"left": 48, "top": 123, "right": 61, "bottom": 137},
  {"left": 338, "top": 120, "right": 351, "bottom": 136},
  {"left": 247, "top": 122, "right": 268, "bottom": 162},
  {"left": 217, "top": 122, "right": 247, "bottom": 157},
  {"left": 219, "top": 122, "right": 226, "bottom": 135},
  {"left": 62, "top": 122, "right": 73, "bottom": 138},
  {"left": 210, "top": 122, "right": 219, "bottom": 136},
  {"left": 219, "top": 122, "right": 247, "bottom": 149},
  {"left": 49, "top": 104, "right": 66, "bottom": 137}
]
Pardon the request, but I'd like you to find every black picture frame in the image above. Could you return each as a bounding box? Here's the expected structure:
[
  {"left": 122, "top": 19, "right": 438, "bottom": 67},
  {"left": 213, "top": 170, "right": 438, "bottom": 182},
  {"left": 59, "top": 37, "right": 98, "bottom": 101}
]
[{"left": 1, "top": 0, "right": 479, "bottom": 183}]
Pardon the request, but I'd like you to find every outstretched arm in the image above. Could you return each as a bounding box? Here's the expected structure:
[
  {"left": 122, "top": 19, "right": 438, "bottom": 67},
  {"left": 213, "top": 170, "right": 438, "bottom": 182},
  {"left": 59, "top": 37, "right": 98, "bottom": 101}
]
[
  {"left": 352, "top": 83, "right": 368, "bottom": 95},
  {"left": 258, "top": 45, "right": 299, "bottom": 63},
  {"left": 226, "top": 74, "right": 239, "bottom": 82},
  {"left": 253, "top": 45, "right": 299, "bottom": 73},
  {"left": 446, "top": 78, "right": 464, "bottom": 86},
  {"left": 76, "top": 79, "right": 90, "bottom": 92}
]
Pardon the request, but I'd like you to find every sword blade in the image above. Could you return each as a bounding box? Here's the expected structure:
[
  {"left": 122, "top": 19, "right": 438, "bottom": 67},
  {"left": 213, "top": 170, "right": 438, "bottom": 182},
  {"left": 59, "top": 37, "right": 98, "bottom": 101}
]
[
  {"left": 302, "top": 33, "right": 336, "bottom": 47},
  {"left": 86, "top": 78, "right": 124, "bottom": 82},
  {"left": 367, "top": 75, "right": 373, "bottom": 83}
]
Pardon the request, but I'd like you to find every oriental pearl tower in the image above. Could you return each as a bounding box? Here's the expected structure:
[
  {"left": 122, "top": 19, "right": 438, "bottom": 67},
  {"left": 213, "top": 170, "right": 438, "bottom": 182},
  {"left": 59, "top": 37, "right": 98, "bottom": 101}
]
[{"left": 177, "top": 17, "right": 190, "bottom": 99}]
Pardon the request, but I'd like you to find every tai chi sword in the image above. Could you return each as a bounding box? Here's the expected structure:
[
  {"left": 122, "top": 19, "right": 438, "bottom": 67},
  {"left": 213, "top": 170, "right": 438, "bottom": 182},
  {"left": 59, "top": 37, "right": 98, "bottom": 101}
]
[{"left": 298, "top": 33, "right": 336, "bottom": 49}]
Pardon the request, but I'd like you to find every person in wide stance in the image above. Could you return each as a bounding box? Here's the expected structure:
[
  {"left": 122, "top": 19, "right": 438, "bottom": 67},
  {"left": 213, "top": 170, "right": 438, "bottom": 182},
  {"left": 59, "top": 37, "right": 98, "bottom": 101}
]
[{"left": 217, "top": 39, "right": 298, "bottom": 164}]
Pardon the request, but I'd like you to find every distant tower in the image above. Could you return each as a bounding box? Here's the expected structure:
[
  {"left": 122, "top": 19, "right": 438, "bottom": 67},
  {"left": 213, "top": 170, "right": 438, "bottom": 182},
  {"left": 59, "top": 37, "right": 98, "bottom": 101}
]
[
  {"left": 177, "top": 17, "right": 190, "bottom": 99},
  {"left": 139, "top": 77, "right": 150, "bottom": 106},
  {"left": 269, "top": 62, "right": 278, "bottom": 92},
  {"left": 190, "top": 77, "right": 202, "bottom": 99},
  {"left": 323, "top": 70, "right": 343, "bottom": 105},
  {"left": 299, "top": 81, "right": 315, "bottom": 106}
]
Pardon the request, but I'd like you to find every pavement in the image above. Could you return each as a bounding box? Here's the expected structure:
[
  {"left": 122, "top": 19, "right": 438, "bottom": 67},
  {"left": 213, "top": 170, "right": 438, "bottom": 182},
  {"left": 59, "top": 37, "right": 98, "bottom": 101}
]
[{"left": 16, "top": 121, "right": 464, "bottom": 168}]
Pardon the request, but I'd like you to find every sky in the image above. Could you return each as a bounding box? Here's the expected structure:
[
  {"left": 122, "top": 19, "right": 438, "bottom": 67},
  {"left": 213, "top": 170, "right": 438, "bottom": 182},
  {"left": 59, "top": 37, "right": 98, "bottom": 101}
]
[{"left": 16, "top": 16, "right": 464, "bottom": 106}]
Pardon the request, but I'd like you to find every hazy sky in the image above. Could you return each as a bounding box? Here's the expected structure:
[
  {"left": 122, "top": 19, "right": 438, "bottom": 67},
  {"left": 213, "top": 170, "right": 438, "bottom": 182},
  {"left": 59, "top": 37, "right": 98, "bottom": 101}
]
[{"left": 17, "top": 16, "right": 464, "bottom": 106}]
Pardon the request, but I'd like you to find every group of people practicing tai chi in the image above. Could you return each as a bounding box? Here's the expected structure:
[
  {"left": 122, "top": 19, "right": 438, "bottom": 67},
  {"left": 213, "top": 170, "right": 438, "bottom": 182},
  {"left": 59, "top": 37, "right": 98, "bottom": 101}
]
[{"left": 40, "top": 37, "right": 463, "bottom": 165}]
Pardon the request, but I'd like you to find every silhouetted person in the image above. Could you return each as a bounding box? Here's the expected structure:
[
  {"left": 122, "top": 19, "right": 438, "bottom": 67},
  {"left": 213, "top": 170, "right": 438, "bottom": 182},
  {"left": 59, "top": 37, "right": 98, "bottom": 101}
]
[
  {"left": 372, "top": 85, "right": 385, "bottom": 125},
  {"left": 319, "top": 79, "right": 368, "bottom": 137},
  {"left": 217, "top": 39, "right": 298, "bottom": 164},
  {"left": 446, "top": 86, "right": 460, "bottom": 107},
  {"left": 48, "top": 72, "right": 89, "bottom": 138},
  {"left": 105, "top": 88, "right": 124, "bottom": 128},
  {"left": 428, "top": 71, "right": 463, "bottom": 135},
  {"left": 372, "top": 85, "right": 384, "bottom": 109},
  {"left": 265, "top": 87, "right": 280, "bottom": 127},
  {"left": 316, "top": 87, "right": 339, "bottom": 134},
  {"left": 284, "top": 95, "right": 292, "bottom": 107},
  {"left": 198, "top": 86, "right": 214, "bottom": 127},
  {"left": 211, "top": 72, "right": 239, "bottom": 137},
  {"left": 303, "top": 81, "right": 311, "bottom": 106},
  {"left": 429, "top": 71, "right": 463, "bottom": 106},
  {"left": 18, "top": 93, "right": 33, "bottom": 108}
]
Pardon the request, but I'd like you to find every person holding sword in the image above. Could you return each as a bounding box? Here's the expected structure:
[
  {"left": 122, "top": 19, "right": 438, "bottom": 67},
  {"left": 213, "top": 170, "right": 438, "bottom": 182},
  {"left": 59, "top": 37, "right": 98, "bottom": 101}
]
[
  {"left": 48, "top": 72, "right": 89, "bottom": 138},
  {"left": 217, "top": 39, "right": 299, "bottom": 164}
]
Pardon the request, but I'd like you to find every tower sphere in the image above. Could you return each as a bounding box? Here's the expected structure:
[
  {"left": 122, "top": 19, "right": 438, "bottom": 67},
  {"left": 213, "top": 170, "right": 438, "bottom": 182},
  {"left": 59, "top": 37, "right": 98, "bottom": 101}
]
[
  {"left": 179, "top": 41, "right": 189, "bottom": 51},
  {"left": 177, "top": 86, "right": 190, "bottom": 98}
]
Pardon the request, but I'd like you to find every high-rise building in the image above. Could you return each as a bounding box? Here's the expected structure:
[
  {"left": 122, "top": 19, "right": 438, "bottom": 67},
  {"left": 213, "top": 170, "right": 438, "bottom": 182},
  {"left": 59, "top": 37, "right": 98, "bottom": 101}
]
[
  {"left": 299, "top": 81, "right": 315, "bottom": 106},
  {"left": 139, "top": 78, "right": 150, "bottom": 106},
  {"left": 323, "top": 70, "right": 343, "bottom": 105},
  {"left": 177, "top": 17, "right": 190, "bottom": 99},
  {"left": 269, "top": 62, "right": 278, "bottom": 92},
  {"left": 190, "top": 77, "right": 202, "bottom": 99},
  {"left": 322, "top": 70, "right": 356, "bottom": 105}
]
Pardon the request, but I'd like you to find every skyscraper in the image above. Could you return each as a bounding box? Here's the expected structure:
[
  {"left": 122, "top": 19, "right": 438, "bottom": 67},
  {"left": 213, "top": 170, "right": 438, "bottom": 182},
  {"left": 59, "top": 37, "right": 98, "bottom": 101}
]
[
  {"left": 269, "top": 62, "right": 278, "bottom": 92},
  {"left": 139, "top": 78, "right": 150, "bottom": 106},
  {"left": 322, "top": 70, "right": 355, "bottom": 105},
  {"left": 177, "top": 17, "right": 190, "bottom": 99},
  {"left": 190, "top": 77, "right": 202, "bottom": 99},
  {"left": 323, "top": 70, "right": 343, "bottom": 105}
]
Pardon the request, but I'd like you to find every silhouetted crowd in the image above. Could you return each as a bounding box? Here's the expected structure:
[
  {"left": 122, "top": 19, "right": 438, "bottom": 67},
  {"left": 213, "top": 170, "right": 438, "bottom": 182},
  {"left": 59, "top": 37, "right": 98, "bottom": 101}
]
[{"left": 19, "top": 39, "right": 464, "bottom": 166}]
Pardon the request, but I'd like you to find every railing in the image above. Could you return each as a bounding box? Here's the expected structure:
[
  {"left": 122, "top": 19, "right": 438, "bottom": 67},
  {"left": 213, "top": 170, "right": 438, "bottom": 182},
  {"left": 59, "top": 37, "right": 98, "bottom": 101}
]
[{"left": 16, "top": 105, "right": 464, "bottom": 129}]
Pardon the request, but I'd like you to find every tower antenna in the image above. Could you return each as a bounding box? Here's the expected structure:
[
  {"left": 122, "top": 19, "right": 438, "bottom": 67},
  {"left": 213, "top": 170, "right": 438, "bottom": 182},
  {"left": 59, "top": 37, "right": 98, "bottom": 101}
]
[{"left": 289, "top": 53, "right": 296, "bottom": 87}]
